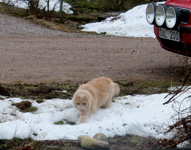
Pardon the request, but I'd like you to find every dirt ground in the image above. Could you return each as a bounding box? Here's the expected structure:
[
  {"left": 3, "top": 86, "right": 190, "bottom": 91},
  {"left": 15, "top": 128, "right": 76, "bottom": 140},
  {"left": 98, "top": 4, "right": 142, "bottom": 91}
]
[{"left": 0, "top": 13, "right": 188, "bottom": 84}]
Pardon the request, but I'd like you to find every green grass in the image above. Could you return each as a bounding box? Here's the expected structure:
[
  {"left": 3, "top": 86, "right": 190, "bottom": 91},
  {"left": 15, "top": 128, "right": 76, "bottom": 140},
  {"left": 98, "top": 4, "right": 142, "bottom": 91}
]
[
  {"left": 24, "top": 107, "right": 38, "bottom": 112},
  {"left": 0, "top": 3, "right": 28, "bottom": 17},
  {"left": 117, "top": 80, "right": 183, "bottom": 96},
  {"left": 0, "top": 82, "right": 79, "bottom": 100},
  {"left": 0, "top": 80, "right": 185, "bottom": 101}
]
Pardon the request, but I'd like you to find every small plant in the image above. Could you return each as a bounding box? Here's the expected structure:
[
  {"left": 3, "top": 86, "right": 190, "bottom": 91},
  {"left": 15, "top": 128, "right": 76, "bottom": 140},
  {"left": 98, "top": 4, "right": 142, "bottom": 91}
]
[
  {"left": 154, "top": 69, "right": 191, "bottom": 148},
  {"left": 54, "top": 119, "right": 76, "bottom": 125},
  {"left": 0, "top": 138, "right": 35, "bottom": 150},
  {"left": 54, "top": 120, "right": 64, "bottom": 125},
  {"left": 25, "top": 107, "right": 38, "bottom": 112},
  {"left": 12, "top": 101, "right": 38, "bottom": 112}
]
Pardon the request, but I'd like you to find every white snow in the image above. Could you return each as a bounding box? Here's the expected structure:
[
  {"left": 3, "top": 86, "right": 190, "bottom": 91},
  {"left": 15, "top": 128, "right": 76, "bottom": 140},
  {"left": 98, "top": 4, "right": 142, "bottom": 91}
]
[
  {"left": 0, "top": 0, "right": 73, "bottom": 14},
  {"left": 0, "top": 87, "right": 190, "bottom": 140},
  {"left": 81, "top": 4, "right": 156, "bottom": 38},
  {"left": 82, "top": 2, "right": 165, "bottom": 38},
  {"left": 81, "top": 2, "right": 165, "bottom": 38}
]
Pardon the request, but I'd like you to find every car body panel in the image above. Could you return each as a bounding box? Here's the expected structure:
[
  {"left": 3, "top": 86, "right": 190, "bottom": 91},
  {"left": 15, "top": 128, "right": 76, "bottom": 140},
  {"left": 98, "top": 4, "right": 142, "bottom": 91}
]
[
  {"left": 154, "top": 26, "right": 191, "bottom": 55},
  {"left": 165, "top": 0, "right": 191, "bottom": 9}
]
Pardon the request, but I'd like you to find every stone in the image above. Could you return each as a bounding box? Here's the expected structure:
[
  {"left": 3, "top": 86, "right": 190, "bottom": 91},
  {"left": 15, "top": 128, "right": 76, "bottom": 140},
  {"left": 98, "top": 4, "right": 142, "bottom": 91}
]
[
  {"left": 81, "top": 136, "right": 109, "bottom": 149},
  {"left": 93, "top": 133, "right": 107, "bottom": 142},
  {"left": 14, "top": 101, "right": 32, "bottom": 110},
  {"left": 80, "top": 136, "right": 97, "bottom": 149},
  {"left": 77, "top": 135, "right": 90, "bottom": 145}
]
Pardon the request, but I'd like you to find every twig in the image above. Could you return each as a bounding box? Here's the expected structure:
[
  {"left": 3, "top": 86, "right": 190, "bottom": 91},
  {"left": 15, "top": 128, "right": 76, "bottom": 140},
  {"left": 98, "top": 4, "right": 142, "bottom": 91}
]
[{"left": 163, "top": 69, "right": 191, "bottom": 105}]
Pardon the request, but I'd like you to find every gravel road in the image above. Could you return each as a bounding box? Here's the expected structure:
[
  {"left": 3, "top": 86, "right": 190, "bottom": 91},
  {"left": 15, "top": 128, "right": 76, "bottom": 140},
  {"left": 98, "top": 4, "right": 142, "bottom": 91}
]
[{"left": 0, "top": 13, "right": 187, "bottom": 84}]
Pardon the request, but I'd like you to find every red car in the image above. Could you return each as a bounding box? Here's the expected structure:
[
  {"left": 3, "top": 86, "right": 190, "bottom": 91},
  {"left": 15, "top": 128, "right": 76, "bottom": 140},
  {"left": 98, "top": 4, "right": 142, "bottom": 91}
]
[{"left": 146, "top": 0, "right": 191, "bottom": 56}]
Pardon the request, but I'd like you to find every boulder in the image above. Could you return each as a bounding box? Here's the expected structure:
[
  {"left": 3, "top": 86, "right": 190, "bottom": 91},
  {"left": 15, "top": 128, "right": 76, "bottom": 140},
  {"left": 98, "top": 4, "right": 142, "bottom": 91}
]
[
  {"left": 93, "top": 133, "right": 107, "bottom": 142},
  {"left": 77, "top": 135, "right": 90, "bottom": 145},
  {"left": 81, "top": 136, "right": 109, "bottom": 149},
  {"left": 78, "top": 133, "right": 109, "bottom": 149}
]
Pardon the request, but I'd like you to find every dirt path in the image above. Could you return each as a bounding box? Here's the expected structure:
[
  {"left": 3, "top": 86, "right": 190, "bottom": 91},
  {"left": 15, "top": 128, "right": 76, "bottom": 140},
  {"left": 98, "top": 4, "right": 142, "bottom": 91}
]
[{"left": 0, "top": 13, "right": 187, "bottom": 84}]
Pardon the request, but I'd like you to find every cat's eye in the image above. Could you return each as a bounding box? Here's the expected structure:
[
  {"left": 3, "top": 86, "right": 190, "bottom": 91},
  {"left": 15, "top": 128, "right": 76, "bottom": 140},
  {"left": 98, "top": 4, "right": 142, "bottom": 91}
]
[{"left": 83, "top": 103, "right": 86, "bottom": 106}]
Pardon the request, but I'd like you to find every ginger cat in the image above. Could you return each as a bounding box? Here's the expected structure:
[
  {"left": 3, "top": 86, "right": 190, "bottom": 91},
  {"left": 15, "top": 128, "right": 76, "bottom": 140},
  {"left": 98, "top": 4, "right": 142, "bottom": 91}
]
[{"left": 73, "top": 77, "right": 120, "bottom": 124}]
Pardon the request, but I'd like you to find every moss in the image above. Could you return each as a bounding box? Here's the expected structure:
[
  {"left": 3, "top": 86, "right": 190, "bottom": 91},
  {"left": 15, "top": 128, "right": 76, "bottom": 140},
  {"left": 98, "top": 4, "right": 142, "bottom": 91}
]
[
  {"left": 0, "top": 138, "right": 33, "bottom": 150},
  {"left": 54, "top": 121, "right": 64, "bottom": 125},
  {"left": 54, "top": 119, "right": 76, "bottom": 125},
  {"left": 65, "top": 120, "right": 76, "bottom": 125},
  {"left": 25, "top": 107, "right": 38, "bottom": 112},
  {"left": 117, "top": 80, "right": 183, "bottom": 96},
  {"left": 0, "top": 80, "right": 186, "bottom": 100},
  {"left": 0, "top": 3, "right": 28, "bottom": 17},
  {"left": 0, "top": 82, "right": 79, "bottom": 100},
  {"left": 109, "top": 134, "right": 159, "bottom": 149}
]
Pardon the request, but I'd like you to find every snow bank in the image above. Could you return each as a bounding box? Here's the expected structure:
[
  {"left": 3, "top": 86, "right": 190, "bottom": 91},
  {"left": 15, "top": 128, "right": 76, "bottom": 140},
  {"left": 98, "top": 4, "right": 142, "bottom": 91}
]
[
  {"left": 81, "top": 4, "right": 155, "bottom": 38},
  {"left": 0, "top": 0, "right": 73, "bottom": 14},
  {"left": 0, "top": 90, "right": 190, "bottom": 140}
]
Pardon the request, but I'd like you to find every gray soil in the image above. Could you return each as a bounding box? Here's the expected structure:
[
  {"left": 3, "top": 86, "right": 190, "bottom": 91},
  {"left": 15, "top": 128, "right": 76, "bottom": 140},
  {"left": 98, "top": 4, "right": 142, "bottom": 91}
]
[{"left": 0, "top": 13, "right": 188, "bottom": 84}]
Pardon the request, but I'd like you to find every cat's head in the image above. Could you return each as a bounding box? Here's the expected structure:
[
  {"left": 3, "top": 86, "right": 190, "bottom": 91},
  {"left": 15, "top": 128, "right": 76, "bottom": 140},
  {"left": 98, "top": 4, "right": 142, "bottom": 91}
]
[{"left": 73, "top": 91, "right": 91, "bottom": 110}]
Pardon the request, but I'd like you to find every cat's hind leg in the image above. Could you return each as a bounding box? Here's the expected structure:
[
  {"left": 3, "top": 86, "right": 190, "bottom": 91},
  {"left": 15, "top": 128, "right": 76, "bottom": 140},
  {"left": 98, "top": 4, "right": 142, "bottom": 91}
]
[{"left": 101, "top": 96, "right": 112, "bottom": 109}]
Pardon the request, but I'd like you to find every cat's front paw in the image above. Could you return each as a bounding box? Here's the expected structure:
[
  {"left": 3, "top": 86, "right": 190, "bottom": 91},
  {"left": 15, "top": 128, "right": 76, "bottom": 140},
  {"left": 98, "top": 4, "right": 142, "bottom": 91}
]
[
  {"left": 79, "top": 115, "right": 87, "bottom": 124},
  {"left": 78, "top": 119, "right": 86, "bottom": 124}
]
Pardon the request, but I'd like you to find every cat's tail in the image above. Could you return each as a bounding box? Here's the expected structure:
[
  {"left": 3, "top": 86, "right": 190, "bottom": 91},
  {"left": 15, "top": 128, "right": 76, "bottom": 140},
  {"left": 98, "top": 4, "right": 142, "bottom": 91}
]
[{"left": 113, "top": 82, "right": 120, "bottom": 96}]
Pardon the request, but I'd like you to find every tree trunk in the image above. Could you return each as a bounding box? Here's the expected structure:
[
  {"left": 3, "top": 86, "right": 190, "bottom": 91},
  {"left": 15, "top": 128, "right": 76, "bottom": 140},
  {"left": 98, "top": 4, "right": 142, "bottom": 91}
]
[
  {"left": 47, "top": 0, "right": 50, "bottom": 12},
  {"left": 60, "top": 0, "right": 63, "bottom": 14}
]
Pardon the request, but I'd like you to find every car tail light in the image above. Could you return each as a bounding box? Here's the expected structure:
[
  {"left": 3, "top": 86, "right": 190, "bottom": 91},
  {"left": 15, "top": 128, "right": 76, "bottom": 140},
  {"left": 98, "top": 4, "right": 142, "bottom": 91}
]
[
  {"left": 155, "top": 5, "right": 166, "bottom": 26},
  {"left": 146, "top": 2, "right": 156, "bottom": 24},
  {"left": 165, "top": 6, "right": 180, "bottom": 29}
]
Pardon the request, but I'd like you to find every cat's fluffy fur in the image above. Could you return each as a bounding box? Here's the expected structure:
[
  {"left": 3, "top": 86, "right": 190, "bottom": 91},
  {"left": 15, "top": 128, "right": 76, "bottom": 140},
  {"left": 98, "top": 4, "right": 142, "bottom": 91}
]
[{"left": 73, "top": 77, "right": 120, "bottom": 124}]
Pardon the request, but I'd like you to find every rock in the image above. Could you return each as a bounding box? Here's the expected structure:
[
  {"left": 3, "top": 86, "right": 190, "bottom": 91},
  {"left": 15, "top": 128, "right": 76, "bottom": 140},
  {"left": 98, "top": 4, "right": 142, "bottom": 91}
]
[
  {"left": 77, "top": 135, "right": 90, "bottom": 145},
  {"left": 80, "top": 136, "right": 97, "bottom": 149},
  {"left": 14, "top": 101, "right": 32, "bottom": 110},
  {"left": 108, "top": 66, "right": 112, "bottom": 69},
  {"left": 98, "top": 12, "right": 122, "bottom": 21},
  {"left": 93, "top": 133, "right": 107, "bottom": 142},
  {"left": 81, "top": 136, "right": 109, "bottom": 149}
]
